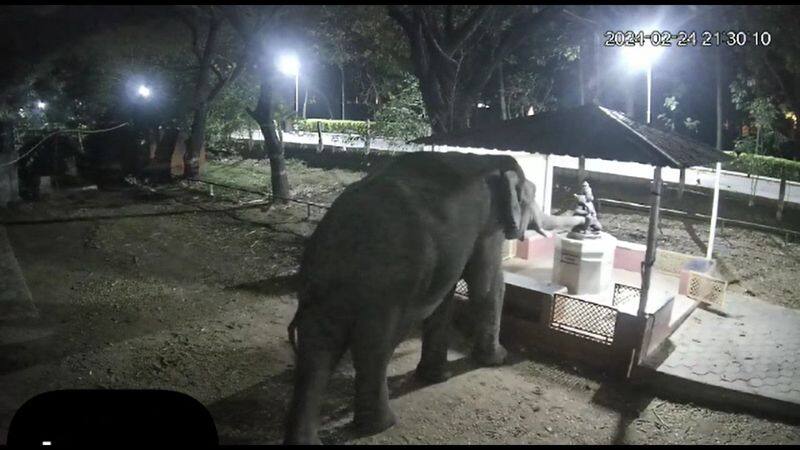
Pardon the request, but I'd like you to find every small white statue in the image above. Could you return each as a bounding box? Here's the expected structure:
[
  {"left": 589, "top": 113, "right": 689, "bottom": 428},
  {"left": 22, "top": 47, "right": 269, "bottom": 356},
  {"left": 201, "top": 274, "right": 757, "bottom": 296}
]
[{"left": 572, "top": 181, "right": 602, "bottom": 234}]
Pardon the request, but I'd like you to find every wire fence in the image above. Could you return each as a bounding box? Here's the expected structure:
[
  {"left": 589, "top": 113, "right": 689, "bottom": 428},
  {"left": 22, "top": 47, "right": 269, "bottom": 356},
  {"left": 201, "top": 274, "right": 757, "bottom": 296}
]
[
  {"left": 0, "top": 122, "right": 130, "bottom": 169},
  {"left": 185, "top": 177, "right": 331, "bottom": 219}
]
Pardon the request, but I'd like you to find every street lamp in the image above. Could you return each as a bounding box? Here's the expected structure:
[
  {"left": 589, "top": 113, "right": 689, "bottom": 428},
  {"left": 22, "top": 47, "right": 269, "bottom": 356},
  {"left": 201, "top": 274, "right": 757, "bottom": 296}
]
[
  {"left": 137, "top": 84, "right": 152, "bottom": 99},
  {"left": 621, "top": 40, "right": 664, "bottom": 124},
  {"left": 277, "top": 53, "right": 300, "bottom": 115},
  {"left": 36, "top": 100, "right": 47, "bottom": 110}
]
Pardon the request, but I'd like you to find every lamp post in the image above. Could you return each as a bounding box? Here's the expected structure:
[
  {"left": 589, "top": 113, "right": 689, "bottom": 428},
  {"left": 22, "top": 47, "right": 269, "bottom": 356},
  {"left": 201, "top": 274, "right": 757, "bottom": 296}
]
[
  {"left": 621, "top": 40, "right": 664, "bottom": 124},
  {"left": 278, "top": 53, "right": 300, "bottom": 116},
  {"left": 621, "top": 37, "right": 666, "bottom": 360}
]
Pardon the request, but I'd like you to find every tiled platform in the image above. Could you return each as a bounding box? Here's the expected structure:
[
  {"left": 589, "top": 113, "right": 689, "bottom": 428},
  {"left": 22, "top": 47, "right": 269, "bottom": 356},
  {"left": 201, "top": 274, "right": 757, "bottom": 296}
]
[
  {"left": 502, "top": 256, "right": 679, "bottom": 315},
  {"left": 641, "top": 293, "right": 800, "bottom": 418}
]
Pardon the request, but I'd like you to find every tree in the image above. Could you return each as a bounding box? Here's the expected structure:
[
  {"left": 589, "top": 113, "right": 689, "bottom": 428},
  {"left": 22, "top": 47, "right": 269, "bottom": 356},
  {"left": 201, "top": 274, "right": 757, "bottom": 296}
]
[
  {"left": 223, "top": 5, "right": 291, "bottom": 200},
  {"left": 177, "top": 6, "right": 246, "bottom": 178},
  {"left": 386, "top": 5, "right": 565, "bottom": 133},
  {"left": 372, "top": 75, "right": 430, "bottom": 140},
  {"left": 311, "top": 5, "right": 409, "bottom": 120}
]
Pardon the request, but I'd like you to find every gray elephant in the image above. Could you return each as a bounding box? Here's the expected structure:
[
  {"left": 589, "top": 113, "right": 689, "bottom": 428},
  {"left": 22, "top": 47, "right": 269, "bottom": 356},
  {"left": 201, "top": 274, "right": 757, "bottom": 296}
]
[{"left": 284, "top": 151, "right": 584, "bottom": 444}]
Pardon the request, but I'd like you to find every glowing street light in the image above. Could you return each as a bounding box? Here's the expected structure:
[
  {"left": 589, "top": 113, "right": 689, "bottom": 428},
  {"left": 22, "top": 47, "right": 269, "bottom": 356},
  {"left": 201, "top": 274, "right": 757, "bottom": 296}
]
[
  {"left": 277, "top": 53, "right": 300, "bottom": 115},
  {"left": 137, "top": 84, "right": 152, "bottom": 99},
  {"left": 36, "top": 101, "right": 47, "bottom": 110},
  {"left": 621, "top": 38, "right": 665, "bottom": 124}
]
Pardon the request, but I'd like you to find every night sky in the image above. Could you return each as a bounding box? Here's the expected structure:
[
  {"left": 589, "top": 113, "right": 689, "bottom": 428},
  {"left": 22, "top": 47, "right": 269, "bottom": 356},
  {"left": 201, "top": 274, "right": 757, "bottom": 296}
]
[{"left": 0, "top": 5, "right": 765, "bottom": 148}]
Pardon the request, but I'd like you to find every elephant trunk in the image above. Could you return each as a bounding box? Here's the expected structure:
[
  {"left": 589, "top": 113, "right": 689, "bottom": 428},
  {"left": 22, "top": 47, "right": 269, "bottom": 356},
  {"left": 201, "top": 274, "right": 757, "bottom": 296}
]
[{"left": 527, "top": 199, "right": 584, "bottom": 236}]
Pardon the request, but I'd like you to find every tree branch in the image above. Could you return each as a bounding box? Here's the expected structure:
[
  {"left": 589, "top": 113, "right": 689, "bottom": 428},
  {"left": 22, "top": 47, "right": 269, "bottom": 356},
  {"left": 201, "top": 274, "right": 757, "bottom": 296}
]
[
  {"left": 466, "top": 6, "right": 560, "bottom": 94},
  {"left": 207, "top": 60, "right": 244, "bottom": 103},
  {"left": 178, "top": 12, "right": 204, "bottom": 61},
  {"left": 444, "top": 5, "right": 490, "bottom": 54}
]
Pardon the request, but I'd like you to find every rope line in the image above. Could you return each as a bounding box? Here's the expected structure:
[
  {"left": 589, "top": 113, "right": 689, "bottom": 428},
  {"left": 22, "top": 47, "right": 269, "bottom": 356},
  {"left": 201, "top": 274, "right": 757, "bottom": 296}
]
[{"left": 0, "top": 122, "right": 130, "bottom": 169}]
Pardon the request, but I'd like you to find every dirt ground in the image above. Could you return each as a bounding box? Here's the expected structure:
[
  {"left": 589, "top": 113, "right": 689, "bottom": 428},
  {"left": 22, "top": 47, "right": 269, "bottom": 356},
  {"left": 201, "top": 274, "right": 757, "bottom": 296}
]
[{"left": 1, "top": 157, "right": 799, "bottom": 445}]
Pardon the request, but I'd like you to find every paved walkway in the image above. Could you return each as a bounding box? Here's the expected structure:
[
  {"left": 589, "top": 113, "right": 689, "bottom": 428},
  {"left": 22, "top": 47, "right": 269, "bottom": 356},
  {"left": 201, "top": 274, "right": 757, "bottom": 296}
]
[
  {"left": 0, "top": 226, "right": 37, "bottom": 321},
  {"left": 642, "top": 293, "right": 800, "bottom": 418}
]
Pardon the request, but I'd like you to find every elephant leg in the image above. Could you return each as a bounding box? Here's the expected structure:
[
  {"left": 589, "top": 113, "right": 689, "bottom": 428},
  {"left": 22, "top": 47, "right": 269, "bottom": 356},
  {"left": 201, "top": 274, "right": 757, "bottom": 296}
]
[
  {"left": 350, "top": 313, "right": 401, "bottom": 434},
  {"left": 465, "top": 255, "right": 508, "bottom": 367},
  {"left": 415, "top": 287, "right": 456, "bottom": 383},
  {"left": 284, "top": 317, "right": 348, "bottom": 445}
]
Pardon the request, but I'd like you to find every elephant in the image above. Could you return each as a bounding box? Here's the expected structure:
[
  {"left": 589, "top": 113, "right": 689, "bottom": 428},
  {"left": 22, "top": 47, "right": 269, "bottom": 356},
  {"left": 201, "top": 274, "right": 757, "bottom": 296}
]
[{"left": 284, "top": 151, "right": 585, "bottom": 444}]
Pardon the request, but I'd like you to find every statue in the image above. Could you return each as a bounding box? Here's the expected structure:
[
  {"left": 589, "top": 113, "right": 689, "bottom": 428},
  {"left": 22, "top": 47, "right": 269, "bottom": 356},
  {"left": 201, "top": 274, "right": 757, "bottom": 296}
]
[{"left": 570, "top": 180, "right": 602, "bottom": 236}]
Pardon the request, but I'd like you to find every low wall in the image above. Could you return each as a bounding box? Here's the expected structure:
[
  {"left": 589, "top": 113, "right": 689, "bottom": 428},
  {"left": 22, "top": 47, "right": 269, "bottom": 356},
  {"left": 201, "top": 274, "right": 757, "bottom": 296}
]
[
  {"left": 552, "top": 166, "right": 800, "bottom": 231},
  {"left": 231, "top": 138, "right": 800, "bottom": 232}
]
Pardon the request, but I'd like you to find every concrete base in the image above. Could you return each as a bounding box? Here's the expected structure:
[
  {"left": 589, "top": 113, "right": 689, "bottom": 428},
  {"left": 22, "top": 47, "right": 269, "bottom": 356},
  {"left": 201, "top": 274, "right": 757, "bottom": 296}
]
[{"left": 552, "top": 231, "right": 617, "bottom": 295}]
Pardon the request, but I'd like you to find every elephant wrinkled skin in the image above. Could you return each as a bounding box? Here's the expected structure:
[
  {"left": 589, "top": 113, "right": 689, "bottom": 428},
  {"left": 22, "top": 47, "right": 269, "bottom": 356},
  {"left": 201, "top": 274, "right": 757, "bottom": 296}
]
[{"left": 284, "top": 151, "right": 583, "bottom": 444}]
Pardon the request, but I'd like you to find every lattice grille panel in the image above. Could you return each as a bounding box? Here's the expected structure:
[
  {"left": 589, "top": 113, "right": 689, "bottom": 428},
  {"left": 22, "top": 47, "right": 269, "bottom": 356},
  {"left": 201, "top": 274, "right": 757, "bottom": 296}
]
[
  {"left": 612, "top": 283, "right": 641, "bottom": 307},
  {"left": 654, "top": 249, "right": 695, "bottom": 276},
  {"left": 550, "top": 294, "right": 617, "bottom": 345},
  {"left": 455, "top": 279, "right": 469, "bottom": 298},
  {"left": 687, "top": 271, "right": 727, "bottom": 306}
]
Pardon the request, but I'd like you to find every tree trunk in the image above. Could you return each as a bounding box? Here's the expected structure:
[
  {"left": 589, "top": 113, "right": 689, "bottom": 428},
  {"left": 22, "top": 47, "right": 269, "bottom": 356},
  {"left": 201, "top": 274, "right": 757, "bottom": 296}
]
[
  {"left": 248, "top": 78, "right": 290, "bottom": 201},
  {"left": 498, "top": 62, "right": 508, "bottom": 120},
  {"left": 184, "top": 17, "right": 221, "bottom": 179},
  {"left": 185, "top": 103, "right": 208, "bottom": 179},
  {"left": 339, "top": 64, "right": 346, "bottom": 120},
  {"left": 303, "top": 84, "right": 308, "bottom": 119}
]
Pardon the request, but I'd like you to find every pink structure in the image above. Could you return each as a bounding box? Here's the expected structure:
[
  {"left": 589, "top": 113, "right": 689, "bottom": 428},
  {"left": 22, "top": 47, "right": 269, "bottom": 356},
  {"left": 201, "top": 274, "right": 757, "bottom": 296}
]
[{"left": 517, "top": 232, "right": 647, "bottom": 274}]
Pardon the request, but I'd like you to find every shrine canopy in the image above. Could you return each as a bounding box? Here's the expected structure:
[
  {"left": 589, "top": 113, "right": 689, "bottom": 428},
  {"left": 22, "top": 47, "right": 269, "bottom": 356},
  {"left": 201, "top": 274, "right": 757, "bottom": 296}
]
[{"left": 411, "top": 104, "right": 731, "bottom": 169}]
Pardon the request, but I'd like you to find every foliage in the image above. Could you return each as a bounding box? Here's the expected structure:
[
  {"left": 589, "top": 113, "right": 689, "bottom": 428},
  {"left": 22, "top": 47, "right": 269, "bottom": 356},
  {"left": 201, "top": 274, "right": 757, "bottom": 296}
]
[
  {"left": 725, "top": 6, "right": 800, "bottom": 157},
  {"left": 293, "top": 76, "right": 430, "bottom": 142},
  {"left": 206, "top": 71, "right": 259, "bottom": 149},
  {"left": 730, "top": 74, "right": 789, "bottom": 155},
  {"left": 657, "top": 93, "right": 700, "bottom": 136},
  {"left": 371, "top": 76, "right": 430, "bottom": 140},
  {"left": 310, "top": 5, "right": 408, "bottom": 109},
  {"left": 294, "top": 119, "right": 371, "bottom": 136},
  {"left": 8, "top": 17, "right": 195, "bottom": 132},
  {"left": 723, "top": 151, "right": 800, "bottom": 182}
]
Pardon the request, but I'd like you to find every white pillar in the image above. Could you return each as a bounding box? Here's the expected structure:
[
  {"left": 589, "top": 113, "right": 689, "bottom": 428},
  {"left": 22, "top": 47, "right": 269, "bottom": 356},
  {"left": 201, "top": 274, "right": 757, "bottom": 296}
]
[
  {"left": 646, "top": 65, "right": 652, "bottom": 125},
  {"left": 295, "top": 73, "right": 299, "bottom": 115},
  {"left": 706, "top": 162, "right": 722, "bottom": 260},
  {"left": 543, "top": 154, "right": 554, "bottom": 215}
]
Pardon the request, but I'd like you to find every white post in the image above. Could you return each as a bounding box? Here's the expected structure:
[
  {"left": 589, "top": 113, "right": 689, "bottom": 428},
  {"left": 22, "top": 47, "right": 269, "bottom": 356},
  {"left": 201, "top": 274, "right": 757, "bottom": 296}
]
[
  {"left": 295, "top": 73, "right": 299, "bottom": 115},
  {"left": 706, "top": 162, "right": 722, "bottom": 259},
  {"left": 543, "top": 154, "right": 554, "bottom": 214},
  {"left": 646, "top": 65, "right": 652, "bottom": 125}
]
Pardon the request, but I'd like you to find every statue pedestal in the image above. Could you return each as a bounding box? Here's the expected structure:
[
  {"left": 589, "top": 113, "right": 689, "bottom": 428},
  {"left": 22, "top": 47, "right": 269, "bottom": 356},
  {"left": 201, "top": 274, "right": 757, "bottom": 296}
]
[{"left": 553, "top": 231, "right": 617, "bottom": 295}]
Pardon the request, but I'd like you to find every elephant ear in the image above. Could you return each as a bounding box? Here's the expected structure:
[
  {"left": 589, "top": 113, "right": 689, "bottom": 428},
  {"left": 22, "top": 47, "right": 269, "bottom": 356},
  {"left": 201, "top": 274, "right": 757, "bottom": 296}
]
[{"left": 500, "top": 170, "right": 524, "bottom": 240}]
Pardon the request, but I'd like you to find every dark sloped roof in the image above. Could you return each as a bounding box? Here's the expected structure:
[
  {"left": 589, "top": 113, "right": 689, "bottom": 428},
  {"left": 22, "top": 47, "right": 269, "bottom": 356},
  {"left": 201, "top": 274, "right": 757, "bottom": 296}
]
[{"left": 411, "top": 104, "right": 731, "bottom": 168}]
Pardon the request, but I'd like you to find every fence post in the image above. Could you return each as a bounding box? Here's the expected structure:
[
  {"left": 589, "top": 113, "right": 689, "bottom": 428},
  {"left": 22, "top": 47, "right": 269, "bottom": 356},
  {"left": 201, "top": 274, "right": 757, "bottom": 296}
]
[
  {"left": 316, "top": 121, "right": 324, "bottom": 153},
  {"left": 777, "top": 172, "right": 787, "bottom": 221},
  {"left": 678, "top": 167, "right": 686, "bottom": 199},
  {"left": 364, "top": 119, "right": 371, "bottom": 155}
]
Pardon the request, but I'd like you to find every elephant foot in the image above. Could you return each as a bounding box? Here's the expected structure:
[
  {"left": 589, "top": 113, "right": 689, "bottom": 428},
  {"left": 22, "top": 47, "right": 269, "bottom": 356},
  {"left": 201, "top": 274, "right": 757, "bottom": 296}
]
[
  {"left": 472, "top": 344, "right": 508, "bottom": 367},
  {"left": 414, "top": 361, "right": 452, "bottom": 384},
  {"left": 354, "top": 408, "right": 397, "bottom": 435}
]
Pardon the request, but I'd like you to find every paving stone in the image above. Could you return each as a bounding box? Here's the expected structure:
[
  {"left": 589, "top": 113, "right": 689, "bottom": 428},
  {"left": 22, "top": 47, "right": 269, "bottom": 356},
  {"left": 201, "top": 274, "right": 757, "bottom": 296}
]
[{"left": 653, "top": 294, "right": 800, "bottom": 411}]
